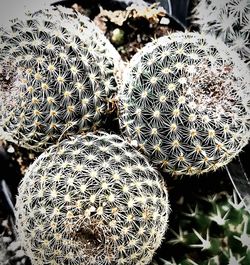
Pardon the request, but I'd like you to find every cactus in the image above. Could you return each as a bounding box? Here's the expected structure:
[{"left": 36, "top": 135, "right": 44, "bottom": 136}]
[
  {"left": 154, "top": 191, "right": 250, "bottom": 265},
  {"left": 119, "top": 32, "right": 250, "bottom": 176},
  {"left": 192, "top": 0, "right": 250, "bottom": 66},
  {"left": 15, "top": 132, "right": 170, "bottom": 265},
  {"left": 0, "top": 6, "right": 122, "bottom": 152}
]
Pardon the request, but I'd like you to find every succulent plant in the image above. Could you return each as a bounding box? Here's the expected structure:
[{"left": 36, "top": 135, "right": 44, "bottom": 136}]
[
  {"left": 0, "top": 6, "right": 122, "bottom": 152},
  {"left": 154, "top": 191, "right": 250, "bottom": 265},
  {"left": 192, "top": 0, "right": 250, "bottom": 66},
  {"left": 15, "top": 132, "right": 170, "bottom": 265},
  {"left": 119, "top": 32, "right": 250, "bottom": 176}
]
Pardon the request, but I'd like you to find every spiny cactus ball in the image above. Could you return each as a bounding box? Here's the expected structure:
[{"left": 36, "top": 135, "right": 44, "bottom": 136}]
[
  {"left": 157, "top": 192, "right": 250, "bottom": 265},
  {"left": 192, "top": 0, "right": 250, "bottom": 66},
  {"left": 119, "top": 32, "right": 250, "bottom": 176},
  {"left": 15, "top": 132, "right": 170, "bottom": 265},
  {"left": 0, "top": 6, "right": 121, "bottom": 152}
]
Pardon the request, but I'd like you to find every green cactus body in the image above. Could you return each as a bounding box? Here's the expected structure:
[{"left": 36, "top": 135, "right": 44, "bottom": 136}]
[
  {"left": 0, "top": 6, "right": 122, "bottom": 152},
  {"left": 192, "top": 0, "right": 250, "bottom": 66},
  {"left": 15, "top": 132, "right": 170, "bottom": 265},
  {"left": 156, "top": 192, "right": 250, "bottom": 265},
  {"left": 119, "top": 32, "right": 250, "bottom": 176}
]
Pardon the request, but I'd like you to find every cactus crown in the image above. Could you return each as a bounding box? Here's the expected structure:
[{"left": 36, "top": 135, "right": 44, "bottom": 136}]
[
  {"left": 192, "top": 0, "right": 250, "bottom": 66},
  {"left": 15, "top": 132, "right": 170, "bottom": 265},
  {"left": 0, "top": 6, "right": 121, "bottom": 152},
  {"left": 119, "top": 32, "right": 250, "bottom": 176}
]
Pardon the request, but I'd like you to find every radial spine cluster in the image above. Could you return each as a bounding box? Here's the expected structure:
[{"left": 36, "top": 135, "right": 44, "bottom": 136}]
[
  {"left": 161, "top": 192, "right": 250, "bottom": 265},
  {"left": 0, "top": 6, "right": 121, "bottom": 152},
  {"left": 15, "top": 132, "right": 170, "bottom": 265},
  {"left": 119, "top": 32, "right": 250, "bottom": 176},
  {"left": 193, "top": 0, "right": 250, "bottom": 66}
]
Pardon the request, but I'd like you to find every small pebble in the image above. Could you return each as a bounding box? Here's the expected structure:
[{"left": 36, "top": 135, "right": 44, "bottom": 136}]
[
  {"left": 1, "top": 220, "right": 8, "bottom": 228},
  {"left": 7, "top": 145, "right": 15, "bottom": 153},
  {"left": 7, "top": 241, "right": 20, "bottom": 252},
  {"left": 15, "top": 250, "right": 25, "bottom": 258},
  {"left": 2, "top": 237, "right": 12, "bottom": 244},
  {"left": 21, "top": 257, "right": 27, "bottom": 264},
  {"left": 160, "top": 17, "right": 170, "bottom": 25}
]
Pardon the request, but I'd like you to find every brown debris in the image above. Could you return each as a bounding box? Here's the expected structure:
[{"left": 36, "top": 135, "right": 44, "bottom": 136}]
[
  {"left": 95, "top": 3, "right": 166, "bottom": 27},
  {"left": 91, "top": 3, "right": 176, "bottom": 61}
]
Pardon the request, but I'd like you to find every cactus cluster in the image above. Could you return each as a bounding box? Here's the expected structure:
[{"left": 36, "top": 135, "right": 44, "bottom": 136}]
[
  {"left": 192, "top": 0, "right": 250, "bottom": 66},
  {"left": 119, "top": 32, "right": 250, "bottom": 176},
  {"left": 0, "top": 6, "right": 121, "bottom": 152},
  {"left": 156, "top": 192, "right": 250, "bottom": 265},
  {"left": 0, "top": 3, "right": 249, "bottom": 265},
  {"left": 15, "top": 132, "right": 170, "bottom": 265}
]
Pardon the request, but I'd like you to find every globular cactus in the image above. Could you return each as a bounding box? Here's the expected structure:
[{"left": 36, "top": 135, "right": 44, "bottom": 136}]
[
  {"left": 15, "top": 132, "right": 170, "bottom": 265},
  {"left": 119, "top": 32, "right": 250, "bottom": 176},
  {"left": 0, "top": 6, "right": 122, "bottom": 152},
  {"left": 192, "top": 0, "right": 250, "bottom": 66},
  {"left": 155, "top": 192, "right": 250, "bottom": 265}
]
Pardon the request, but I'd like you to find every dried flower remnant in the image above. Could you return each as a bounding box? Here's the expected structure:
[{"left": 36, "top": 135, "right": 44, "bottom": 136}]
[
  {"left": 15, "top": 132, "right": 170, "bottom": 265},
  {"left": 119, "top": 32, "right": 250, "bottom": 176},
  {"left": 96, "top": 3, "right": 166, "bottom": 27}
]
